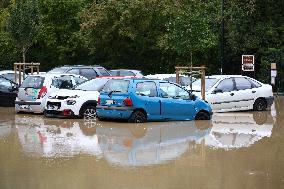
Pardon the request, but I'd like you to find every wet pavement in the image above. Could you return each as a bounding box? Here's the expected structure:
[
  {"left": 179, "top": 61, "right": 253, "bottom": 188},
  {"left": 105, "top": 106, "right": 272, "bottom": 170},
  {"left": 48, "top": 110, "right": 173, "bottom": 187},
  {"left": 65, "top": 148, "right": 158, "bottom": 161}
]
[{"left": 0, "top": 97, "right": 283, "bottom": 189}]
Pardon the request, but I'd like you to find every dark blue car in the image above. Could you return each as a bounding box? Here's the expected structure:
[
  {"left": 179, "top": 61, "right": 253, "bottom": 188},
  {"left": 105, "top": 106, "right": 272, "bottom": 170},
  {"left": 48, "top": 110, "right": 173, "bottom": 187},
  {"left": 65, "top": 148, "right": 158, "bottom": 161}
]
[{"left": 96, "top": 78, "right": 212, "bottom": 122}]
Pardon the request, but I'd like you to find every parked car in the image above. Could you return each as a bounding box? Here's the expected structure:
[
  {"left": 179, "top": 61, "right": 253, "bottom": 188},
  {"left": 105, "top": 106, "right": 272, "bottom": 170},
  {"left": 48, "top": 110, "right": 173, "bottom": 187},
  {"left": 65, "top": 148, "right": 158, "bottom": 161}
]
[
  {"left": 146, "top": 74, "right": 195, "bottom": 87},
  {"left": 0, "top": 70, "right": 25, "bottom": 83},
  {"left": 45, "top": 77, "right": 115, "bottom": 118},
  {"left": 97, "top": 78, "right": 212, "bottom": 122},
  {"left": 0, "top": 76, "right": 18, "bottom": 107},
  {"left": 188, "top": 75, "right": 274, "bottom": 112},
  {"left": 15, "top": 73, "right": 87, "bottom": 113},
  {"left": 47, "top": 65, "right": 111, "bottom": 79},
  {"left": 110, "top": 69, "right": 144, "bottom": 77}
]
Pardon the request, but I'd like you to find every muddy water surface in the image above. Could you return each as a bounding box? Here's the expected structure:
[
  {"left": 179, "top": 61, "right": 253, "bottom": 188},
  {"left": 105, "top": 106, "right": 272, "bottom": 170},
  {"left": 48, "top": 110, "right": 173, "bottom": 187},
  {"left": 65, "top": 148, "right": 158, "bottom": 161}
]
[{"left": 0, "top": 97, "right": 283, "bottom": 189}]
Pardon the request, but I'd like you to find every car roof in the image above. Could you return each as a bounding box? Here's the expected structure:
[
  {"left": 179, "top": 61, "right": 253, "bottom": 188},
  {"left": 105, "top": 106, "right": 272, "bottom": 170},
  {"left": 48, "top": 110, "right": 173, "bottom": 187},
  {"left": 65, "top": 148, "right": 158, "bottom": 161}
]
[
  {"left": 0, "top": 70, "right": 17, "bottom": 74},
  {"left": 26, "top": 73, "right": 85, "bottom": 78},
  {"left": 110, "top": 69, "right": 141, "bottom": 72},
  {"left": 54, "top": 65, "right": 103, "bottom": 68},
  {"left": 208, "top": 75, "right": 243, "bottom": 79}
]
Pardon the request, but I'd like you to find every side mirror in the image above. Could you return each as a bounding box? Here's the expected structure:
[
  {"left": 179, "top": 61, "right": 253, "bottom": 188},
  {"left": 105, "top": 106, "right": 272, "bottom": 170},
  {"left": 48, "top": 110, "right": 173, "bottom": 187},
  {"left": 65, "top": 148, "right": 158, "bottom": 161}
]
[{"left": 190, "top": 94, "right": 196, "bottom": 101}]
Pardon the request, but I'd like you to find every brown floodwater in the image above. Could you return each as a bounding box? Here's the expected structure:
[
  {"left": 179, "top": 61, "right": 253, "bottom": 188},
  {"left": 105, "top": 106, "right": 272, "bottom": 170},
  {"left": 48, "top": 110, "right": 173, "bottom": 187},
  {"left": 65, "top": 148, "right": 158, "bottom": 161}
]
[{"left": 0, "top": 97, "right": 283, "bottom": 189}]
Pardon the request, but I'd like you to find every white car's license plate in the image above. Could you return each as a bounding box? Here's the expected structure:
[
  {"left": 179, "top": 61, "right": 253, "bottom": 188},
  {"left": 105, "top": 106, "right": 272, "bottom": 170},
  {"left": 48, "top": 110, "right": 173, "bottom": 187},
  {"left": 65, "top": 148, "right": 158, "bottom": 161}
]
[
  {"left": 106, "top": 100, "right": 114, "bottom": 105},
  {"left": 19, "top": 105, "right": 30, "bottom": 109}
]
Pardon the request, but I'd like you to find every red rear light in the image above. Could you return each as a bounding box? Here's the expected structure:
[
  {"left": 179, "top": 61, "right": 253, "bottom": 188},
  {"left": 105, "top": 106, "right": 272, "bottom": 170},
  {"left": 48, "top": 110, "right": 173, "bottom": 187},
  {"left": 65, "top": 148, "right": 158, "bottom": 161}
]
[
  {"left": 38, "top": 86, "right": 47, "bottom": 99},
  {"left": 98, "top": 96, "right": 100, "bottom": 105},
  {"left": 123, "top": 98, "right": 133, "bottom": 106}
]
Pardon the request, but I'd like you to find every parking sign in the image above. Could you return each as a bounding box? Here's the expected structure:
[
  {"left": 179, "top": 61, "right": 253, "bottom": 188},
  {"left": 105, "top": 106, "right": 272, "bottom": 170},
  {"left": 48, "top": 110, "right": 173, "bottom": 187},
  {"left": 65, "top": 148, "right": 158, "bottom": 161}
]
[{"left": 242, "top": 55, "right": 254, "bottom": 71}]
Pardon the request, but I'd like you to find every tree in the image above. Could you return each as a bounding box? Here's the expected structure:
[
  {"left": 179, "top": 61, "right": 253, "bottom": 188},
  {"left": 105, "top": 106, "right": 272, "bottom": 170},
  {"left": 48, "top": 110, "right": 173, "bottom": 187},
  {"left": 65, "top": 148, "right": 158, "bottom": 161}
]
[
  {"left": 7, "top": 0, "right": 39, "bottom": 63},
  {"left": 166, "top": 0, "right": 219, "bottom": 67}
]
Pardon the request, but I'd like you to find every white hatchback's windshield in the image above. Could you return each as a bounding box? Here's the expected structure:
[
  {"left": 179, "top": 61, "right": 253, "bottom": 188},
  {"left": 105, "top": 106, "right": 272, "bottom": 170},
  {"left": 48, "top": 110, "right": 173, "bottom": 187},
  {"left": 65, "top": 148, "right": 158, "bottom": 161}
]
[
  {"left": 192, "top": 78, "right": 219, "bottom": 91},
  {"left": 75, "top": 78, "right": 109, "bottom": 91}
]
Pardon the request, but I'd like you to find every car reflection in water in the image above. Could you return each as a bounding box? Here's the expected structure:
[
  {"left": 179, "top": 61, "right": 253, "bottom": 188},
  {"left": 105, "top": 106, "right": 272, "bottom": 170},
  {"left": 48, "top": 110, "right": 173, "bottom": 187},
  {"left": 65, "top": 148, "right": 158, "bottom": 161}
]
[
  {"left": 96, "top": 120, "right": 212, "bottom": 167},
  {"left": 15, "top": 114, "right": 102, "bottom": 158},
  {"left": 205, "top": 111, "right": 274, "bottom": 149}
]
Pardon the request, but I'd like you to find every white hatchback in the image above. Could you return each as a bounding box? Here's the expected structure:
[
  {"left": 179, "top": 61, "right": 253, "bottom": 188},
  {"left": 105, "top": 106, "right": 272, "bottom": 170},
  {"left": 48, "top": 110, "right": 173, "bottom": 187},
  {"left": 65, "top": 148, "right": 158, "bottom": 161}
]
[
  {"left": 188, "top": 75, "right": 274, "bottom": 112},
  {"left": 45, "top": 77, "right": 112, "bottom": 118},
  {"left": 15, "top": 73, "right": 87, "bottom": 113}
]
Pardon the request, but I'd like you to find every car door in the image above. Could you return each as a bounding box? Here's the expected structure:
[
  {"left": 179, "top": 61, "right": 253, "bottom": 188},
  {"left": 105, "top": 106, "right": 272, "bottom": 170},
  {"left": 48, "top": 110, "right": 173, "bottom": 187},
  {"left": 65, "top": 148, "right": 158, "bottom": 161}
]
[
  {"left": 208, "top": 78, "right": 236, "bottom": 111},
  {"left": 159, "top": 82, "right": 196, "bottom": 120},
  {"left": 233, "top": 77, "right": 256, "bottom": 109},
  {"left": 134, "top": 81, "right": 161, "bottom": 119},
  {"left": 0, "top": 77, "right": 17, "bottom": 106}
]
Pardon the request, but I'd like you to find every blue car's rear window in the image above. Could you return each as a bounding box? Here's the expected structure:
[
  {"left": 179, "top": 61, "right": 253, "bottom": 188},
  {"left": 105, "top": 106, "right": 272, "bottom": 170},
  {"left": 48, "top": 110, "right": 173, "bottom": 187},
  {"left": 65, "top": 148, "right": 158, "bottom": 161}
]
[{"left": 101, "top": 79, "right": 129, "bottom": 93}]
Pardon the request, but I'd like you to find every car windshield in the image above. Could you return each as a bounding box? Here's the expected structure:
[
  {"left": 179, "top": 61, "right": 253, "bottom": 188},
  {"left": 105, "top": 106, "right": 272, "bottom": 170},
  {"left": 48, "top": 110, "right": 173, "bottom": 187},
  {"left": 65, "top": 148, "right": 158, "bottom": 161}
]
[
  {"left": 192, "top": 78, "right": 219, "bottom": 91},
  {"left": 75, "top": 78, "right": 109, "bottom": 91},
  {"left": 48, "top": 67, "right": 68, "bottom": 73},
  {"left": 21, "top": 76, "right": 44, "bottom": 89},
  {"left": 101, "top": 79, "right": 129, "bottom": 93}
]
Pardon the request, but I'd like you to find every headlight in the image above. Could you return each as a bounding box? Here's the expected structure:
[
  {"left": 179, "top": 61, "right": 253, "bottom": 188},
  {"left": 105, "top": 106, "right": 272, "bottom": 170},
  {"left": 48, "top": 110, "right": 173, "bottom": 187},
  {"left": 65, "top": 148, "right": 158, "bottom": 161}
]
[{"left": 67, "top": 100, "right": 76, "bottom": 105}]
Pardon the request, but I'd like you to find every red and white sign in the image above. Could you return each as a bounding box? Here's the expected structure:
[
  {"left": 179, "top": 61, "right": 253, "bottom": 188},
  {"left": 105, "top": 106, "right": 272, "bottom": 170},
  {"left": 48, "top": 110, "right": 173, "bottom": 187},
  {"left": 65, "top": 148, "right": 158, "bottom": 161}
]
[{"left": 242, "top": 55, "right": 254, "bottom": 71}]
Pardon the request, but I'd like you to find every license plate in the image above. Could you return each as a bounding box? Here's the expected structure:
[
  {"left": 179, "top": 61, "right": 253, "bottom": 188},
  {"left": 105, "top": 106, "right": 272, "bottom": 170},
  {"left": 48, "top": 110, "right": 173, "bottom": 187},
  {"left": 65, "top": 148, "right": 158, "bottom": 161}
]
[
  {"left": 106, "top": 100, "right": 114, "bottom": 105},
  {"left": 19, "top": 105, "right": 30, "bottom": 109}
]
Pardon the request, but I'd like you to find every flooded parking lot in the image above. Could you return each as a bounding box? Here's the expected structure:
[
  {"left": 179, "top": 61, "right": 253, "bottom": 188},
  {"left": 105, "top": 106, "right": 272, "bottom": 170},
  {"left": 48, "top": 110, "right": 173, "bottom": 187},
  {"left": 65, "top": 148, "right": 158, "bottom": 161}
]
[{"left": 0, "top": 97, "right": 283, "bottom": 189}]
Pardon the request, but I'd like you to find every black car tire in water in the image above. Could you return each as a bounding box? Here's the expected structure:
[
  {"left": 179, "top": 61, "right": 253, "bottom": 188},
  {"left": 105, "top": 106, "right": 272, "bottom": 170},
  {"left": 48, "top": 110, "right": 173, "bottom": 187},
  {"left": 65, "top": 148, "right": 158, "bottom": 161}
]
[
  {"left": 253, "top": 98, "right": 267, "bottom": 111},
  {"left": 82, "top": 106, "right": 97, "bottom": 119},
  {"left": 195, "top": 111, "right": 210, "bottom": 120},
  {"left": 128, "top": 111, "right": 147, "bottom": 123}
]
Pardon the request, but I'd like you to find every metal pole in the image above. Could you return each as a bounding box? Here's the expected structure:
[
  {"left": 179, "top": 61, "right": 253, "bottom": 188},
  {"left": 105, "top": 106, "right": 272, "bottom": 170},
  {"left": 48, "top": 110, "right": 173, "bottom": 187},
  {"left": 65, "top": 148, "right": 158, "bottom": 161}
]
[
  {"left": 201, "top": 66, "right": 206, "bottom": 100},
  {"left": 221, "top": 0, "right": 224, "bottom": 75}
]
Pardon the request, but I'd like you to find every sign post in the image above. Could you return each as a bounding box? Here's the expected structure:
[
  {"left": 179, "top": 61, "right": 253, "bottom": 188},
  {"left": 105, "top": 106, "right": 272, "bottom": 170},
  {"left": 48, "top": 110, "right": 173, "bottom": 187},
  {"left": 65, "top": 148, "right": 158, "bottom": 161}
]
[{"left": 242, "top": 55, "right": 255, "bottom": 78}]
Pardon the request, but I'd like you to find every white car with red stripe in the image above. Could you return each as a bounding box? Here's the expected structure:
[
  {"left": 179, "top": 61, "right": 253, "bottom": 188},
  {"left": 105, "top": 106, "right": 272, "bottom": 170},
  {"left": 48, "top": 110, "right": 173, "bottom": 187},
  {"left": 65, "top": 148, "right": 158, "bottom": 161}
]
[{"left": 15, "top": 73, "right": 87, "bottom": 113}]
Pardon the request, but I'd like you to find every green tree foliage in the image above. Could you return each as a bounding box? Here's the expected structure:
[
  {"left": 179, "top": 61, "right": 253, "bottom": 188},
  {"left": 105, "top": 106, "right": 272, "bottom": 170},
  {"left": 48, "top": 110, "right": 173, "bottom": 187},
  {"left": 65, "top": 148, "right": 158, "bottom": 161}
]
[{"left": 7, "top": 0, "right": 40, "bottom": 63}]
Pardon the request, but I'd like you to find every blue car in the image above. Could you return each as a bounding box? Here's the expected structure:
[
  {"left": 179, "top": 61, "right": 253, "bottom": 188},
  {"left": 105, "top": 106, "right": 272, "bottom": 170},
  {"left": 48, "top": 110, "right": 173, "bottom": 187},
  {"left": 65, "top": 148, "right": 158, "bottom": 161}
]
[{"left": 96, "top": 78, "right": 212, "bottom": 122}]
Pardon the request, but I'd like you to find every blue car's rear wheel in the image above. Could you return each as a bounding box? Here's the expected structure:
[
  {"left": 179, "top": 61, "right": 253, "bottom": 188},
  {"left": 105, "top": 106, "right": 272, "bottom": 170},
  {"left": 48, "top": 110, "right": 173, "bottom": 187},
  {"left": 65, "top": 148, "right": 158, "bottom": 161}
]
[{"left": 128, "top": 111, "right": 147, "bottom": 123}]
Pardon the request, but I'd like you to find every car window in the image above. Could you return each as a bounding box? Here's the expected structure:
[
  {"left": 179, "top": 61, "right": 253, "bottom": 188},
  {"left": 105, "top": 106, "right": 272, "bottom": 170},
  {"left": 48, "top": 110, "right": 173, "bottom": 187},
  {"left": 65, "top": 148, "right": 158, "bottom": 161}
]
[
  {"left": 101, "top": 79, "right": 129, "bottom": 93},
  {"left": 192, "top": 78, "right": 219, "bottom": 91},
  {"left": 52, "top": 75, "right": 73, "bottom": 89},
  {"left": 160, "top": 82, "right": 189, "bottom": 99},
  {"left": 216, "top": 78, "right": 234, "bottom": 92},
  {"left": 75, "top": 78, "right": 109, "bottom": 91},
  {"left": 80, "top": 68, "right": 97, "bottom": 79},
  {"left": 66, "top": 68, "right": 80, "bottom": 75},
  {"left": 247, "top": 78, "right": 262, "bottom": 88},
  {"left": 48, "top": 67, "right": 68, "bottom": 73},
  {"left": 21, "top": 76, "right": 44, "bottom": 89},
  {"left": 0, "top": 77, "right": 13, "bottom": 90},
  {"left": 2, "top": 73, "right": 14, "bottom": 81},
  {"left": 73, "top": 76, "right": 87, "bottom": 85},
  {"left": 120, "top": 70, "right": 135, "bottom": 76},
  {"left": 235, "top": 77, "right": 252, "bottom": 90},
  {"left": 136, "top": 82, "right": 157, "bottom": 97},
  {"left": 110, "top": 70, "right": 119, "bottom": 76},
  {"left": 97, "top": 68, "right": 110, "bottom": 76}
]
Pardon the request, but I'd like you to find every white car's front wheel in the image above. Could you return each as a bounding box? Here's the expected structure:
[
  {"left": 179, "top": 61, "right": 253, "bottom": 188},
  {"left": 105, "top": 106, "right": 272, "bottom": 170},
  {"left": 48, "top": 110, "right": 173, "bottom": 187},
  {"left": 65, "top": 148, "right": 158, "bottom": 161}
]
[{"left": 81, "top": 106, "right": 97, "bottom": 119}]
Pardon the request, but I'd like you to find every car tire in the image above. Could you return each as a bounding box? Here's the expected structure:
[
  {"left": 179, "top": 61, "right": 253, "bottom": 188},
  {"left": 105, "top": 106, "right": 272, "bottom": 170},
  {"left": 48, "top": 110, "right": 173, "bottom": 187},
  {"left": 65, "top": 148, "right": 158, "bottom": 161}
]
[
  {"left": 128, "top": 111, "right": 147, "bottom": 123},
  {"left": 195, "top": 111, "right": 210, "bottom": 120},
  {"left": 81, "top": 106, "right": 97, "bottom": 119},
  {"left": 253, "top": 98, "right": 267, "bottom": 111}
]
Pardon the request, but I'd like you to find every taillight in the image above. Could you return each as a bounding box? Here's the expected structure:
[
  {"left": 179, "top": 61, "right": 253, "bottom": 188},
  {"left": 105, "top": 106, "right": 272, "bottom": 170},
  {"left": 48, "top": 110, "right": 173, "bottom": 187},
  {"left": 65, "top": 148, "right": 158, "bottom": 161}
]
[
  {"left": 123, "top": 98, "right": 133, "bottom": 106},
  {"left": 98, "top": 96, "right": 100, "bottom": 105},
  {"left": 38, "top": 86, "right": 47, "bottom": 99}
]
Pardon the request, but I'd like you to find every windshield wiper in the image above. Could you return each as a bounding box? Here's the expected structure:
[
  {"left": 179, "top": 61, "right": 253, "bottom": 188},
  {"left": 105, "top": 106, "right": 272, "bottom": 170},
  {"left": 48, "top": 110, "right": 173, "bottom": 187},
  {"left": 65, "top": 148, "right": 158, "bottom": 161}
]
[{"left": 108, "top": 90, "right": 121, "bottom": 97}]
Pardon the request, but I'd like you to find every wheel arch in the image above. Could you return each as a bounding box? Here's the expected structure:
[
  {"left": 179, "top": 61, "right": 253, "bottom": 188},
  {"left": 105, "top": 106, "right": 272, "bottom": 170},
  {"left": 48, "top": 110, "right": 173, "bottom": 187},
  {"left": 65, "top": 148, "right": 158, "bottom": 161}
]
[
  {"left": 133, "top": 108, "right": 147, "bottom": 118},
  {"left": 79, "top": 100, "right": 97, "bottom": 116}
]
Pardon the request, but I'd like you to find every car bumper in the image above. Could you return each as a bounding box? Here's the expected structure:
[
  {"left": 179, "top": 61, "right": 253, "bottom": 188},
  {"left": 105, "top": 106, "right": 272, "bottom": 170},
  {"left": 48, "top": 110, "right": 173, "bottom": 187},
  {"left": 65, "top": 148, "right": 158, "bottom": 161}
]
[
  {"left": 44, "top": 109, "right": 76, "bottom": 118},
  {"left": 97, "top": 105, "right": 134, "bottom": 119},
  {"left": 15, "top": 101, "right": 43, "bottom": 113}
]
